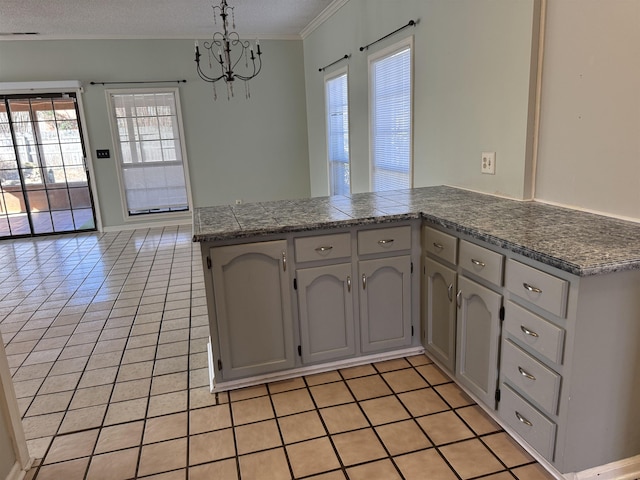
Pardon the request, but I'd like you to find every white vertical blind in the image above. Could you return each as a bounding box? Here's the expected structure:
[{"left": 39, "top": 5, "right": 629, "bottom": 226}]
[
  {"left": 325, "top": 70, "right": 350, "bottom": 196},
  {"left": 370, "top": 40, "right": 413, "bottom": 191},
  {"left": 109, "top": 90, "right": 189, "bottom": 215}
]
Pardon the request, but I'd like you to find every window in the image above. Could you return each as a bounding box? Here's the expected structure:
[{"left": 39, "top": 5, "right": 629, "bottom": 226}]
[
  {"left": 369, "top": 37, "right": 413, "bottom": 191},
  {"left": 107, "top": 88, "right": 191, "bottom": 217},
  {"left": 325, "top": 68, "right": 350, "bottom": 195}
]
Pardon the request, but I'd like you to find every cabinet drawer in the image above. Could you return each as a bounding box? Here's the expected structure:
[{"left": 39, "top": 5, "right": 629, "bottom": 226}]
[
  {"left": 504, "top": 301, "right": 564, "bottom": 365},
  {"left": 459, "top": 240, "right": 504, "bottom": 286},
  {"left": 501, "top": 339, "right": 561, "bottom": 415},
  {"left": 505, "top": 260, "right": 569, "bottom": 318},
  {"left": 295, "top": 233, "right": 351, "bottom": 263},
  {"left": 500, "top": 383, "right": 556, "bottom": 461},
  {"left": 423, "top": 226, "right": 457, "bottom": 265},
  {"left": 358, "top": 226, "right": 411, "bottom": 256}
]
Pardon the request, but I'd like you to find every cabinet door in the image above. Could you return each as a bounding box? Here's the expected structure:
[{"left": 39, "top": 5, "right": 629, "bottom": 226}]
[
  {"left": 359, "top": 256, "right": 412, "bottom": 353},
  {"left": 425, "top": 257, "right": 457, "bottom": 372},
  {"left": 211, "top": 240, "right": 295, "bottom": 380},
  {"left": 297, "top": 263, "right": 355, "bottom": 364},
  {"left": 456, "top": 275, "right": 502, "bottom": 407}
]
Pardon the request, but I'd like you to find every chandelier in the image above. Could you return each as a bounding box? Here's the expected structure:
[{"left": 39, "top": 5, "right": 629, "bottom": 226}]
[{"left": 194, "top": 0, "right": 263, "bottom": 99}]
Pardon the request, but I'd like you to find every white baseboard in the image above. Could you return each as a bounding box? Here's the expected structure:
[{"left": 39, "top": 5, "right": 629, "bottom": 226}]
[
  {"left": 4, "top": 461, "right": 28, "bottom": 480},
  {"left": 566, "top": 454, "right": 640, "bottom": 480},
  {"left": 207, "top": 345, "right": 426, "bottom": 393}
]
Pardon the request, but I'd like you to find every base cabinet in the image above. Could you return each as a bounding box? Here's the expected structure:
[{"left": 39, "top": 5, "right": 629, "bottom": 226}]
[{"left": 210, "top": 240, "right": 295, "bottom": 380}]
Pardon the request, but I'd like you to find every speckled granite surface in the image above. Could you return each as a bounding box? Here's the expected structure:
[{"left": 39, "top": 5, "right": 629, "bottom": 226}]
[{"left": 193, "top": 186, "right": 640, "bottom": 277}]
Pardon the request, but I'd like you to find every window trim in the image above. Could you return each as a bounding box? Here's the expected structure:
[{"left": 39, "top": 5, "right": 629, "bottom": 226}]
[
  {"left": 324, "top": 65, "right": 351, "bottom": 196},
  {"left": 105, "top": 87, "right": 193, "bottom": 222},
  {"left": 367, "top": 36, "right": 414, "bottom": 192}
]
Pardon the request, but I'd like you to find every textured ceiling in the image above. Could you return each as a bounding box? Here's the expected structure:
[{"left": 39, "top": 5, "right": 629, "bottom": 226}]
[{"left": 0, "top": 0, "right": 337, "bottom": 39}]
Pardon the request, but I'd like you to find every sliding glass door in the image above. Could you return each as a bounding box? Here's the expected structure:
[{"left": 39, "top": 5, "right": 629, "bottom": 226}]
[{"left": 0, "top": 93, "right": 96, "bottom": 237}]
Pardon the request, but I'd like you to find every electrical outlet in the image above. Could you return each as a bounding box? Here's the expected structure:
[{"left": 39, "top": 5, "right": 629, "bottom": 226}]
[
  {"left": 96, "top": 149, "right": 110, "bottom": 159},
  {"left": 235, "top": 199, "right": 242, "bottom": 205},
  {"left": 481, "top": 152, "right": 496, "bottom": 175}
]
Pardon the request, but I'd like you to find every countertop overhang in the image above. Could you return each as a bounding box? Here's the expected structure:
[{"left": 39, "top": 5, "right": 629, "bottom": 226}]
[{"left": 193, "top": 186, "right": 640, "bottom": 277}]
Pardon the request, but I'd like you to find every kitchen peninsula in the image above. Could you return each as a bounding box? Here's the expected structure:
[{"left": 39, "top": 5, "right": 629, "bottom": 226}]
[{"left": 193, "top": 185, "right": 640, "bottom": 476}]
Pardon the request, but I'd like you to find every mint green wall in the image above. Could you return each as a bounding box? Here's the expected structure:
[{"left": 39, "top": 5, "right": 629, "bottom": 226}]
[
  {"left": 303, "top": 0, "right": 539, "bottom": 199},
  {"left": 0, "top": 39, "right": 310, "bottom": 228}
]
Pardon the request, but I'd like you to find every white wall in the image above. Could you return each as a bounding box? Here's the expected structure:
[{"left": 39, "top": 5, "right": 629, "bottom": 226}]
[
  {"left": 535, "top": 0, "right": 640, "bottom": 221},
  {"left": 0, "top": 39, "right": 311, "bottom": 229},
  {"left": 303, "top": 0, "right": 540, "bottom": 199}
]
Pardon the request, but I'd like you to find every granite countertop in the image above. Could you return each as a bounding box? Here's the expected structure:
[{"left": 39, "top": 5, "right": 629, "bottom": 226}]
[{"left": 193, "top": 186, "right": 640, "bottom": 277}]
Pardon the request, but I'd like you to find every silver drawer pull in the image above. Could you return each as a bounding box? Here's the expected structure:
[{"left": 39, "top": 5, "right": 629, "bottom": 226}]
[
  {"left": 347, "top": 275, "right": 351, "bottom": 292},
  {"left": 282, "top": 251, "right": 287, "bottom": 271},
  {"left": 362, "top": 274, "right": 367, "bottom": 290},
  {"left": 315, "top": 245, "right": 333, "bottom": 253},
  {"left": 447, "top": 283, "right": 454, "bottom": 302},
  {"left": 378, "top": 239, "right": 395, "bottom": 246},
  {"left": 523, "top": 282, "right": 542, "bottom": 294},
  {"left": 471, "top": 258, "right": 485, "bottom": 268},
  {"left": 520, "top": 325, "right": 539, "bottom": 338},
  {"left": 518, "top": 366, "right": 536, "bottom": 381},
  {"left": 456, "top": 290, "right": 462, "bottom": 308},
  {"left": 433, "top": 242, "right": 444, "bottom": 250},
  {"left": 515, "top": 411, "right": 533, "bottom": 427}
]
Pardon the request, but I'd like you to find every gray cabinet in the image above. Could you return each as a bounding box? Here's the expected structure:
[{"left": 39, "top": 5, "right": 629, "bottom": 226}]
[
  {"left": 359, "top": 255, "right": 412, "bottom": 353},
  {"left": 297, "top": 262, "right": 356, "bottom": 363},
  {"left": 210, "top": 240, "right": 295, "bottom": 380},
  {"left": 424, "top": 257, "right": 457, "bottom": 372},
  {"left": 456, "top": 275, "right": 502, "bottom": 408}
]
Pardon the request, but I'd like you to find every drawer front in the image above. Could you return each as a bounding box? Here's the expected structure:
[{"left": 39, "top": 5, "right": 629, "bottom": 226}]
[
  {"left": 423, "top": 226, "right": 458, "bottom": 265},
  {"left": 500, "top": 383, "right": 556, "bottom": 461},
  {"left": 459, "top": 240, "right": 504, "bottom": 286},
  {"left": 295, "top": 233, "right": 351, "bottom": 263},
  {"left": 504, "top": 301, "right": 565, "bottom": 365},
  {"left": 358, "top": 226, "right": 411, "bottom": 256},
  {"left": 501, "top": 339, "right": 561, "bottom": 414},
  {"left": 505, "top": 259, "right": 569, "bottom": 318}
]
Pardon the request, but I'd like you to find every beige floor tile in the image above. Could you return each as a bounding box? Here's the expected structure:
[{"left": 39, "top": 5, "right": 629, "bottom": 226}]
[
  {"left": 264, "top": 377, "right": 304, "bottom": 396},
  {"left": 320, "top": 403, "right": 369, "bottom": 434},
  {"left": 25, "top": 390, "right": 73, "bottom": 416},
  {"left": 85, "top": 351, "right": 123, "bottom": 370},
  {"left": 103, "top": 397, "right": 148, "bottom": 425},
  {"left": 229, "top": 384, "right": 268, "bottom": 401},
  {"left": 189, "top": 367, "right": 210, "bottom": 388},
  {"left": 483, "top": 432, "right": 534, "bottom": 468},
  {"left": 398, "top": 388, "right": 450, "bottom": 417},
  {"left": 359, "top": 395, "right": 411, "bottom": 426},
  {"left": 271, "top": 388, "right": 315, "bottom": 416},
  {"left": 26, "top": 436, "right": 53, "bottom": 459},
  {"left": 69, "top": 384, "right": 113, "bottom": 410},
  {"left": 482, "top": 472, "right": 518, "bottom": 480},
  {"left": 77, "top": 367, "right": 118, "bottom": 389},
  {"left": 189, "top": 386, "right": 219, "bottom": 409},
  {"left": 13, "top": 362, "right": 54, "bottom": 381},
  {"left": 189, "top": 429, "right": 236, "bottom": 465},
  {"left": 49, "top": 357, "right": 87, "bottom": 376},
  {"left": 286, "top": 437, "right": 341, "bottom": 478},
  {"left": 58, "top": 404, "right": 107, "bottom": 434},
  {"left": 373, "top": 357, "right": 411, "bottom": 372},
  {"left": 35, "top": 457, "right": 89, "bottom": 480},
  {"left": 406, "top": 354, "right": 431, "bottom": 367},
  {"left": 138, "top": 437, "right": 188, "bottom": 476},
  {"left": 440, "top": 438, "right": 504, "bottom": 479},
  {"left": 117, "top": 360, "right": 154, "bottom": 382},
  {"left": 189, "top": 458, "right": 238, "bottom": 480},
  {"left": 12, "top": 378, "right": 44, "bottom": 398},
  {"left": 147, "top": 390, "right": 188, "bottom": 417},
  {"left": 346, "top": 375, "right": 393, "bottom": 400},
  {"left": 151, "top": 371, "right": 188, "bottom": 395},
  {"left": 382, "top": 368, "right": 430, "bottom": 393},
  {"left": 511, "top": 464, "right": 557, "bottom": 480},
  {"left": 153, "top": 355, "right": 188, "bottom": 376},
  {"left": 304, "top": 370, "right": 342, "bottom": 386},
  {"left": 239, "top": 447, "right": 291, "bottom": 480},
  {"left": 435, "top": 382, "right": 474, "bottom": 408},
  {"left": 21, "top": 412, "right": 64, "bottom": 440},
  {"left": 86, "top": 446, "right": 139, "bottom": 480},
  {"left": 95, "top": 420, "right": 144, "bottom": 453},
  {"left": 375, "top": 419, "right": 431, "bottom": 455},
  {"left": 332, "top": 428, "right": 387, "bottom": 466},
  {"left": 416, "top": 410, "right": 475, "bottom": 445},
  {"left": 339, "top": 364, "right": 377, "bottom": 379},
  {"left": 456, "top": 404, "right": 501, "bottom": 435},
  {"left": 111, "top": 378, "right": 151, "bottom": 402},
  {"left": 305, "top": 471, "right": 347, "bottom": 479},
  {"left": 346, "top": 458, "right": 402, "bottom": 480},
  {"left": 278, "top": 410, "right": 326, "bottom": 444},
  {"left": 122, "top": 345, "right": 157, "bottom": 364},
  {"left": 416, "top": 364, "right": 452, "bottom": 386},
  {"left": 309, "top": 381, "right": 354, "bottom": 407},
  {"left": 189, "top": 404, "right": 232, "bottom": 435},
  {"left": 38, "top": 371, "right": 82, "bottom": 394},
  {"left": 231, "top": 395, "right": 274, "bottom": 425},
  {"left": 44, "top": 429, "right": 99, "bottom": 464},
  {"left": 395, "top": 448, "right": 457, "bottom": 480},
  {"left": 235, "top": 419, "right": 282, "bottom": 455},
  {"left": 144, "top": 412, "right": 188, "bottom": 444}
]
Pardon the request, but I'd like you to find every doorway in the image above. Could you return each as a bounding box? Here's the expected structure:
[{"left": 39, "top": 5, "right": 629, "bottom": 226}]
[{"left": 0, "top": 93, "right": 97, "bottom": 238}]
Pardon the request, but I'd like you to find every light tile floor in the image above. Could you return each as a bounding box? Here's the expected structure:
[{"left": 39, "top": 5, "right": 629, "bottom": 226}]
[{"left": 0, "top": 227, "right": 556, "bottom": 479}]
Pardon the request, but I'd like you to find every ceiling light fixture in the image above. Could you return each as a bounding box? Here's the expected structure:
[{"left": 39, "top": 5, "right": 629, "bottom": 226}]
[{"left": 194, "top": 0, "right": 263, "bottom": 100}]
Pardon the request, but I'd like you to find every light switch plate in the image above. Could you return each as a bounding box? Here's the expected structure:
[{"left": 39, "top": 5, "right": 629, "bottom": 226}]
[{"left": 482, "top": 152, "right": 496, "bottom": 174}]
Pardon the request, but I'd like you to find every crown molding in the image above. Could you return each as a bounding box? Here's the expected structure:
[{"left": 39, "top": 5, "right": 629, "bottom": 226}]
[{"left": 300, "top": 0, "right": 349, "bottom": 39}]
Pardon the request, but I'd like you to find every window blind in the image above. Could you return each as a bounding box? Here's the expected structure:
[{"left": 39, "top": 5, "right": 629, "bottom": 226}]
[
  {"left": 370, "top": 44, "right": 412, "bottom": 192},
  {"left": 326, "top": 71, "right": 350, "bottom": 196}
]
